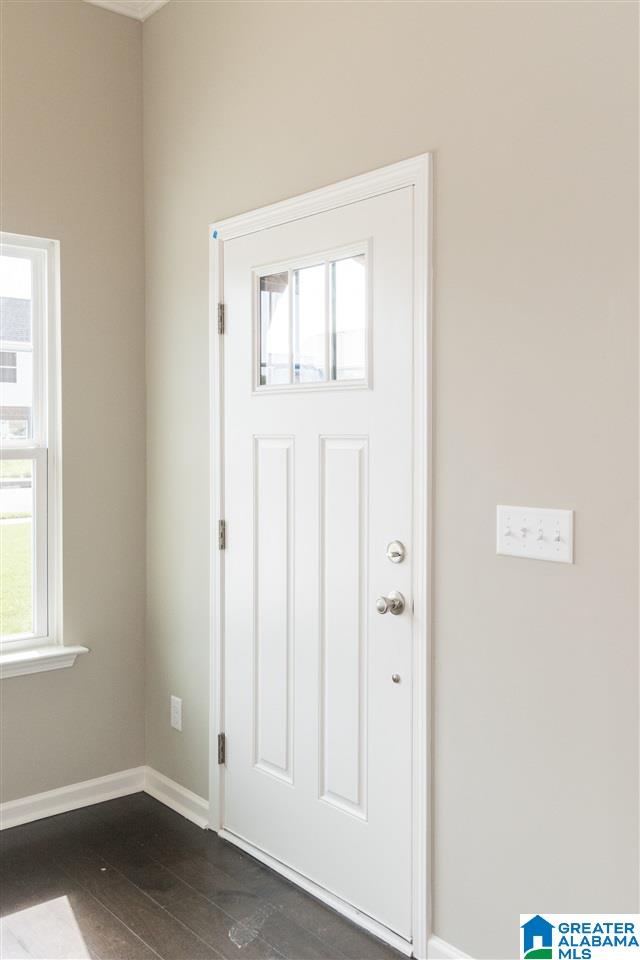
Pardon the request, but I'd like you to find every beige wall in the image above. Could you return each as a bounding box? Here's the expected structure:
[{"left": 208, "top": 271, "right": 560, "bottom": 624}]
[
  {"left": 144, "top": 2, "right": 638, "bottom": 957},
  {"left": 0, "top": 1, "right": 146, "bottom": 799}
]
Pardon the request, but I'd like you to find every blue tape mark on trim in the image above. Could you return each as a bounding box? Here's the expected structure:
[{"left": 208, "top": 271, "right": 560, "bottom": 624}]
[{"left": 212, "top": 229, "right": 218, "bottom": 239}]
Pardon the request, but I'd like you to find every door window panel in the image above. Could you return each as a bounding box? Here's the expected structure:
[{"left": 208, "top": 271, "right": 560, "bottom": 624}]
[
  {"left": 331, "top": 255, "right": 366, "bottom": 382},
  {"left": 260, "top": 272, "right": 290, "bottom": 386},
  {"left": 293, "top": 263, "right": 326, "bottom": 383},
  {"left": 257, "top": 248, "right": 367, "bottom": 389}
]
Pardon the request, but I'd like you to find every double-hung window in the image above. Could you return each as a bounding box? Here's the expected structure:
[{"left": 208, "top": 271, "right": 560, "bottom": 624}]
[{"left": 0, "top": 234, "right": 83, "bottom": 677}]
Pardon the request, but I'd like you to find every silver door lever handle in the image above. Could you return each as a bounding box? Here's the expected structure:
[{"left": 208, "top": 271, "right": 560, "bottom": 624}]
[{"left": 376, "top": 591, "right": 405, "bottom": 615}]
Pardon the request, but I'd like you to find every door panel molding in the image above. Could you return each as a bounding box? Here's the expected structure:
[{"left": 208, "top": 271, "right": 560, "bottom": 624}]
[
  {"left": 319, "top": 435, "right": 368, "bottom": 819},
  {"left": 252, "top": 436, "right": 294, "bottom": 784},
  {"left": 209, "top": 153, "right": 432, "bottom": 960}
]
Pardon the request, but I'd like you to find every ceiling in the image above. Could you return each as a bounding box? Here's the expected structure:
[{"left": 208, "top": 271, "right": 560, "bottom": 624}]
[{"left": 84, "top": 1, "right": 170, "bottom": 21}]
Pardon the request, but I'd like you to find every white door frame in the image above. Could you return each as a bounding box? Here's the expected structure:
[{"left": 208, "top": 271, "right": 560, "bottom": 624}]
[{"left": 208, "top": 154, "right": 433, "bottom": 960}]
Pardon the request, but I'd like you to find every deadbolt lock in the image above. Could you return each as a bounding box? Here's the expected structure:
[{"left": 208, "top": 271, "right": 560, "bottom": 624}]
[{"left": 386, "top": 540, "right": 406, "bottom": 564}]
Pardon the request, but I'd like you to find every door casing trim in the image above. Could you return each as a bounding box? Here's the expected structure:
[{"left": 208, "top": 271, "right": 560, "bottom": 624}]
[{"left": 208, "top": 154, "right": 433, "bottom": 960}]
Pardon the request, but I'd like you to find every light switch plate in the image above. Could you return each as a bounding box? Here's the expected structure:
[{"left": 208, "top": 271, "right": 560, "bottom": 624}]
[{"left": 496, "top": 505, "right": 573, "bottom": 564}]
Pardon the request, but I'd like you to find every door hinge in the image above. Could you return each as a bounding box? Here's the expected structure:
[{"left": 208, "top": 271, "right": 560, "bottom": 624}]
[
  {"left": 217, "top": 732, "right": 226, "bottom": 765},
  {"left": 218, "top": 519, "right": 226, "bottom": 550},
  {"left": 217, "top": 303, "right": 225, "bottom": 334}
]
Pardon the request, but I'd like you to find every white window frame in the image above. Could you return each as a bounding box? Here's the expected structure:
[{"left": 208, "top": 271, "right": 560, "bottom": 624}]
[{"left": 0, "top": 232, "right": 87, "bottom": 678}]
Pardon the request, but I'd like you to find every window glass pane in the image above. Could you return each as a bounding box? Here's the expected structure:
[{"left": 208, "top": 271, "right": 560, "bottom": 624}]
[
  {"left": 0, "top": 255, "right": 33, "bottom": 438},
  {"left": 0, "top": 352, "right": 17, "bottom": 383},
  {"left": 260, "top": 272, "right": 290, "bottom": 385},
  {"left": 293, "top": 263, "right": 326, "bottom": 383},
  {"left": 332, "top": 255, "right": 366, "bottom": 381},
  {"left": 258, "top": 253, "right": 367, "bottom": 389},
  {"left": 0, "top": 459, "right": 34, "bottom": 638}
]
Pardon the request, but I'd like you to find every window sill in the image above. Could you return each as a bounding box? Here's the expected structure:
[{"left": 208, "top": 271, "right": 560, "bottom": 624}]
[{"left": 0, "top": 644, "right": 89, "bottom": 679}]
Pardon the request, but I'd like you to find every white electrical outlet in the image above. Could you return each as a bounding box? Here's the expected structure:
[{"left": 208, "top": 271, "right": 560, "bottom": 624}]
[
  {"left": 496, "top": 505, "right": 573, "bottom": 564},
  {"left": 170, "top": 695, "right": 182, "bottom": 731}
]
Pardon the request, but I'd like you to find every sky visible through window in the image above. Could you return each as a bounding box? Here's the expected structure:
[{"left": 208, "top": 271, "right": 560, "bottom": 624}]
[{"left": 0, "top": 255, "right": 31, "bottom": 299}]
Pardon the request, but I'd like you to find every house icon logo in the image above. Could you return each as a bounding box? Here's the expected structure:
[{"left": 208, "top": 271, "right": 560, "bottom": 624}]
[{"left": 521, "top": 915, "right": 555, "bottom": 959}]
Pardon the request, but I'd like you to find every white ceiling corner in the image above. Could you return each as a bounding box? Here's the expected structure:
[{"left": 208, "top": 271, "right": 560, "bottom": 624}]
[{"left": 84, "top": 0, "right": 170, "bottom": 22}]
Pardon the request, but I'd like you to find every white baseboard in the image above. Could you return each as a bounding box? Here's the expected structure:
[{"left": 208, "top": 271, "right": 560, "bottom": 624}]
[
  {"left": 0, "top": 765, "right": 209, "bottom": 832},
  {"left": 143, "top": 765, "right": 209, "bottom": 828},
  {"left": 219, "top": 827, "right": 413, "bottom": 956},
  {"left": 428, "top": 935, "right": 472, "bottom": 959},
  {"left": 0, "top": 766, "right": 146, "bottom": 831}
]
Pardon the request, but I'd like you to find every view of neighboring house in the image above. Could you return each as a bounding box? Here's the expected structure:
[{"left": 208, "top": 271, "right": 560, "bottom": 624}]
[{"left": 0, "top": 295, "right": 32, "bottom": 440}]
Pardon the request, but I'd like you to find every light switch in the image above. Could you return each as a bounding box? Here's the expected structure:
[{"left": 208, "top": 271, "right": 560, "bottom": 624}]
[{"left": 496, "top": 505, "right": 573, "bottom": 564}]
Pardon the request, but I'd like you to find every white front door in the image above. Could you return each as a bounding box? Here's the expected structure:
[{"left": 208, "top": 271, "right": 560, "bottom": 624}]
[{"left": 221, "top": 185, "right": 415, "bottom": 940}]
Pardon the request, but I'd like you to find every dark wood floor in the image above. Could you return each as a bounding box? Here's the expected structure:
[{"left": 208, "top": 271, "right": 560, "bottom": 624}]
[{"left": 0, "top": 793, "right": 403, "bottom": 960}]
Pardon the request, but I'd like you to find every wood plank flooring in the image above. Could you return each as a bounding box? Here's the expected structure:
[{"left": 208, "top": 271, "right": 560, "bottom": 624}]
[{"left": 0, "top": 793, "right": 404, "bottom": 960}]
